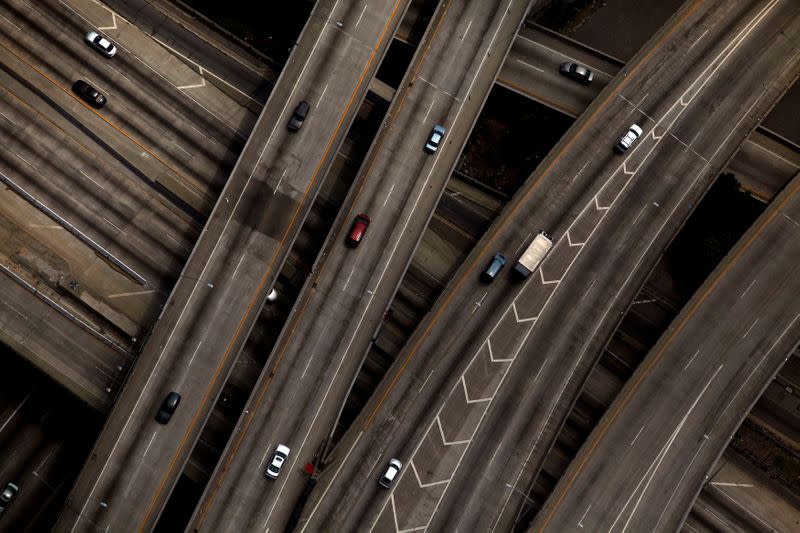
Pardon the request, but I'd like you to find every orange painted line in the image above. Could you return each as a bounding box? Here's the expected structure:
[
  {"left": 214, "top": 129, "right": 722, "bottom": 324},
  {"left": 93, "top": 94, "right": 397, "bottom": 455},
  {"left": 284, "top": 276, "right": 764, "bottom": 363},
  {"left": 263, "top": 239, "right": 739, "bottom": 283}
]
[
  {"left": 0, "top": 40, "right": 209, "bottom": 209},
  {"left": 140, "top": 0, "right": 410, "bottom": 529},
  {"left": 363, "top": 0, "right": 707, "bottom": 429},
  {"left": 191, "top": 2, "right": 453, "bottom": 526},
  {"left": 535, "top": 166, "right": 800, "bottom": 532}
]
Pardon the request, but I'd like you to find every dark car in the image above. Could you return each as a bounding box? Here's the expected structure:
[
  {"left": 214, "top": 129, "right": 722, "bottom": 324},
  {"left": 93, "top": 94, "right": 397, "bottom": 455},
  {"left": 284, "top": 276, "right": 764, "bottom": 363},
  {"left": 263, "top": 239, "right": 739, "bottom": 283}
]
[
  {"left": 72, "top": 80, "right": 107, "bottom": 108},
  {"left": 155, "top": 392, "right": 181, "bottom": 424},
  {"left": 481, "top": 252, "right": 507, "bottom": 282},
  {"left": 0, "top": 483, "right": 18, "bottom": 515},
  {"left": 347, "top": 213, "right": 370, "bottom": 246},
  {"left": 424, "top": 124, "right": 446, "bottom": 153},
  {"left": 287, "top": 101, "right": 310, "bottom": 131},
  {"left": 559, "top": 62, "right": 594, "bottom": 85}
]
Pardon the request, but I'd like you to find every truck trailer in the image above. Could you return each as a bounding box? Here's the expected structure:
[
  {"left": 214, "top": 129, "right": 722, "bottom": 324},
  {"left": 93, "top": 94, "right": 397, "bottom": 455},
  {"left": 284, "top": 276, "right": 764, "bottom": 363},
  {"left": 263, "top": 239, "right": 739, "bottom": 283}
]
[{"left": 514, "top": 231, "right": 553, "bottom": 278}]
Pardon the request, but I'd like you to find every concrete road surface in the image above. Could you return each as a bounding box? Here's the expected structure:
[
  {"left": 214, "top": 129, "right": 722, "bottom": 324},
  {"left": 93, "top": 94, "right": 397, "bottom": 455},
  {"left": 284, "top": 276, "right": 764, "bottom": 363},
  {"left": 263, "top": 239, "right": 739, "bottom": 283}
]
[
  {"left": 188, "top": 0, "right": 534, "bottom": 531},
  {"left": 299, "top": 1, "right": 800, "bottom": 531},
  {"left": 533, "top": 169, "right": 800, "bottom": 532},
  {"left": 498, "top": 23, "right": 622, "bottom": 117},
  {"left": 54, "top": 0, "right": 411, "bottom": 530}
]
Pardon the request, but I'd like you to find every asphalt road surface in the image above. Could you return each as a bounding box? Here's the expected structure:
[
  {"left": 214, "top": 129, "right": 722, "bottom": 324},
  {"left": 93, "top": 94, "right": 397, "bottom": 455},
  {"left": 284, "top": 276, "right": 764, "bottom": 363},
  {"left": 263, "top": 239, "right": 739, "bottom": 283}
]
[
  {"left": 188, "top": 0, "right": 534, "bottom": 530},
  {"left": 54, "top": 0, "right": 411, "bottom": 530},
  {"left": 298, "top": 0, "right": 800, "bottom": 531},
  {"left": 498, "top": 23, "right": 622, "bottom": 117},
  {"left": 533, "top": 169, "right": 800, "bottom": 532}
]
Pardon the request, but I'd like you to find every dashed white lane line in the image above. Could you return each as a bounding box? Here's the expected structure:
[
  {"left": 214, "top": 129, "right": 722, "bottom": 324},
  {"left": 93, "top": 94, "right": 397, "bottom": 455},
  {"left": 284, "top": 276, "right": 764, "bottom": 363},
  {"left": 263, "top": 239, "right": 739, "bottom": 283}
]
[
  {"left": 79, "top": 169, "right": 106, "bottom": 190},
  {"left": 142, "top": 431, "right": 157, "bottom": 458},
  {"left": 0, "top": 12, "right": 21, "bottom": 30},
  {"left": 516, "top": 58, "right": 543, "bottom": 72}
]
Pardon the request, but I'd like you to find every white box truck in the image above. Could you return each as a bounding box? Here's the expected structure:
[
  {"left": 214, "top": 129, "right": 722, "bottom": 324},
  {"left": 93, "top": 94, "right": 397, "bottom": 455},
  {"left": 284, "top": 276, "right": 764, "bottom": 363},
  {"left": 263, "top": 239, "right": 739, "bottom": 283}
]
[{"left": 514, "top": 231, "right": 553, "bottom": 278}]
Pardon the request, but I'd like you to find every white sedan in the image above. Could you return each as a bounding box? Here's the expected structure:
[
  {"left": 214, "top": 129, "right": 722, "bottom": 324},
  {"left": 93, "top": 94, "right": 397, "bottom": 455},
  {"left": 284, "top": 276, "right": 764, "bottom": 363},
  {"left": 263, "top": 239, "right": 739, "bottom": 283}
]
[
  {"left": 85, "top": 31, "right": 117, "bottom": 57},
  {"left": 616, "top": 124, "right": 643, "bottom": 152},
  {"left": 265, "top": 444, "right": 290, "bottom": 479}
]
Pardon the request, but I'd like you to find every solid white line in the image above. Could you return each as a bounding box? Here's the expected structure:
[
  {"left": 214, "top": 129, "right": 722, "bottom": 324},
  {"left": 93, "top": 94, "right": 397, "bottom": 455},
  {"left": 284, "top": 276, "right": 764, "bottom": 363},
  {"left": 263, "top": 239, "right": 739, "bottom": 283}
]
[
  {"left": 300, "top": 432, "right": 363, "bottom": 531},
  {"left": 746, "top": 138, "right": 800, "bottom": 167},
  {"left": 710, "top": 482, "right": 753, "bottom": 487}
]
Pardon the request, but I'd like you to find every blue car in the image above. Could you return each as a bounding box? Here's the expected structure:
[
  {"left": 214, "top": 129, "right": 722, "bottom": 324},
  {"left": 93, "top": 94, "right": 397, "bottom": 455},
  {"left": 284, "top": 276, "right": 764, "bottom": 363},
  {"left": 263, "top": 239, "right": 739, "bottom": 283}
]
[{"left": 481, "top": 252, "right": 507, "bottom": 282}]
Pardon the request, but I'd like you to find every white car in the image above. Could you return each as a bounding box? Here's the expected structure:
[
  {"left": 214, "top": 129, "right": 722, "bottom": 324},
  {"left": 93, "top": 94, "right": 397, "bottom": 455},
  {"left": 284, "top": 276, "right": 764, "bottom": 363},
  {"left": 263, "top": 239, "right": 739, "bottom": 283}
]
[
  {"left": 616, "top": 124, "right": 643, "bottom": 152},
  {"left": 378, "top": 458, "right": 402, "bottom": 488},
  {"left": 85, "top": 31, "right": 117, "bottom": 57},
  {"left": 265, "top": 444, "right": 290, "bottom": 479}
]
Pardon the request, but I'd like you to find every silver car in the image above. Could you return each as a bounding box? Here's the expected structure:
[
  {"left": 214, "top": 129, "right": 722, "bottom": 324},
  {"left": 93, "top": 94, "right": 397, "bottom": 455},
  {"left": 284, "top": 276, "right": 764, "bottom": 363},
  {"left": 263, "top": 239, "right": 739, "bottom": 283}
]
[{"left": 85, "top": 31, "right": 117, "bottom": 57}]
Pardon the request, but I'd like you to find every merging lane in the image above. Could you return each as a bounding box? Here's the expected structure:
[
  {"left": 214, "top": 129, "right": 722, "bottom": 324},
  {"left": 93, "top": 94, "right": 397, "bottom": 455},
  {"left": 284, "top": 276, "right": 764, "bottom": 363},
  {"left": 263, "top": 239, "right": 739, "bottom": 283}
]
[
  {"left": 533, "top": 168, "right": 800, "bottom": 532},
  {"left": 299, "top": 1, "right": 800, "bottom": 531}
]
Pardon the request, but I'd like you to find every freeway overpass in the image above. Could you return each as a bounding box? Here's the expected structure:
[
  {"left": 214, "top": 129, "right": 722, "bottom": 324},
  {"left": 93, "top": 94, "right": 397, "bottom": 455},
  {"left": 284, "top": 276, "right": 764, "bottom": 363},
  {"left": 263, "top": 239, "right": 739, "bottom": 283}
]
[
  {"left": 533, "top": 168, "right": 800, "bottom": 532},
  {"left": 298, "top": 0, "right": 800, "bottom": 530},
  {"left": 189, "top": 0, "right": 535, "bottom": 530},
  {"left": 55, "top": 0, "right": 411, "bottom": 530}
]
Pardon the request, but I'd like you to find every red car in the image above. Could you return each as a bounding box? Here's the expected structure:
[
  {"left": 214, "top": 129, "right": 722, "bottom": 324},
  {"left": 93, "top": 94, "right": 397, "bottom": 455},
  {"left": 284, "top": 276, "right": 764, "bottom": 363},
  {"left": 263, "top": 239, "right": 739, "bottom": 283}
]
[{"left": 348, "top": 213, "right": 370, "bottom": 246}]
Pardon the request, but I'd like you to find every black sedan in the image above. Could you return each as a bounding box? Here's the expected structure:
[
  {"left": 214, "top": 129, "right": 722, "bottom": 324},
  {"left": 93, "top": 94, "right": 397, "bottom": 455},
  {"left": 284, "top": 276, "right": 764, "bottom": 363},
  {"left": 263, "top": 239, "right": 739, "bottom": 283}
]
[
  {"left": 72, "top": 80, "right": 107, "bottom": 108},
  {"left": 155, "top": 392, "right": 181, "bottom": 424},
  {"left": 559, "top": 62, "right": 594, "bottom": 85}
]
